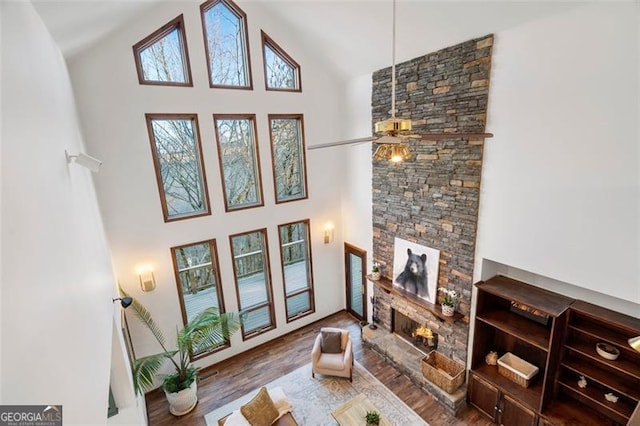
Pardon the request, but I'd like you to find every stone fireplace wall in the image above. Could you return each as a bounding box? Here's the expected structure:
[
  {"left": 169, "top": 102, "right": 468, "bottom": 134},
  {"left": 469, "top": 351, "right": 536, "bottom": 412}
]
[{"left": 371, "top": 35, "right": 493, "bottom": 363}]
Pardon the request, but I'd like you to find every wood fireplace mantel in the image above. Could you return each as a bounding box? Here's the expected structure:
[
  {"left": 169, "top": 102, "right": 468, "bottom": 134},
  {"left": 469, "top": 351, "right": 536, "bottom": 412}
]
[{"left": 367, "top": 275, "right": 463, "bottom": 323}]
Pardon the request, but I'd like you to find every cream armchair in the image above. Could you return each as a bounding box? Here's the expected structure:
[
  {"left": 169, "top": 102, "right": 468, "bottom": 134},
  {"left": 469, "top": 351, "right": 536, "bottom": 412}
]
[{"left": 311, "top": 327, "right": 353, "bottom": 382}]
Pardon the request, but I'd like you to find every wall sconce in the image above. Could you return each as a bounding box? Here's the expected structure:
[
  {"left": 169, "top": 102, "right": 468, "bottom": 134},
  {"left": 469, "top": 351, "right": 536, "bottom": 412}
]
[
  {"left": 137, "top": 265, "right": 156, "bottom": 292},
  {"left": 323, "top": 222, "right": 334, "bottom": 244},
  {"left": 629, "top": 336, "right": 640, "bottom": 353},
  {"left": 112, "top": 297, "right": 133, "bottom": 309},
  {"left": 65, "top": 150, "right": 102, "bottom": 172}
]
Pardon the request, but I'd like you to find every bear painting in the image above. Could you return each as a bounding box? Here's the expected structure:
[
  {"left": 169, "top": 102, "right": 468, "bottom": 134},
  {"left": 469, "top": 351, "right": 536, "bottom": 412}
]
[
  {"left": 392, "top": 237, "right": 440, "bottom": 304},
  {"left": 395, "top": 248, "right": 429, "bottom": 299}
]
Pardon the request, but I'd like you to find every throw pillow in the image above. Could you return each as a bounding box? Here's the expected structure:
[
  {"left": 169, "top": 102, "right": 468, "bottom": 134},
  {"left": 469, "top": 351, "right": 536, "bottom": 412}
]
[
  {"left": 239, "top": 387, "right": 279, "bottom": 426},
  {"left": 321, "top": 330, "right": 342, "bottom": 354},
  {"left": 268, "top": 386, "right": 293, "bottom": 417},
  {"left": 223, "top": 410, "right": 251, "bottom": 426}
]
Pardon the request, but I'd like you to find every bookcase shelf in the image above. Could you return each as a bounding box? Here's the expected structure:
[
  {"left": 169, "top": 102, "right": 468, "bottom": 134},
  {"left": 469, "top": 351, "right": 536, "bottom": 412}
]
[{"left": 477, "top": 310, "right": 550, "bottom": 351}]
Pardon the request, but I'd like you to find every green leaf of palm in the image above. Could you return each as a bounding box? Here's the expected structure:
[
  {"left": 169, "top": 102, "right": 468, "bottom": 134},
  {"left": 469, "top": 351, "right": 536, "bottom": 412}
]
[
  {"left": 132, "top": 351, "right": 175, "bottom": 395},
  {"left": 186, "top": 309, "right": 240, "bottom": 353},
  {"left": 119, "top": 285, "right": 167, "bottom": 350}
]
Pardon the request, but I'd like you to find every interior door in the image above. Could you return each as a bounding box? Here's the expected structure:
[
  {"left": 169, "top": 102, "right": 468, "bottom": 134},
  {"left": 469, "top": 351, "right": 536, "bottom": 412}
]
[{"left": 344, "top": 243, "right": 366, "bottom": 321}]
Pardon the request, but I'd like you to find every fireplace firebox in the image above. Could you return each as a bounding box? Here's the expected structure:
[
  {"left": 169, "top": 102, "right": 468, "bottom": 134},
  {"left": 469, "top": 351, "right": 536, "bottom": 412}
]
[{"left": 392, "top": 308, "right": 438, "bottom": 353}]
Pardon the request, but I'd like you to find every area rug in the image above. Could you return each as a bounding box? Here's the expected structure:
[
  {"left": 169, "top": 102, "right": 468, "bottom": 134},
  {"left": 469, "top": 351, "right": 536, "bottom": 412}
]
[{"left": 204, "top": 361, "right": 428, "bottom": 425}]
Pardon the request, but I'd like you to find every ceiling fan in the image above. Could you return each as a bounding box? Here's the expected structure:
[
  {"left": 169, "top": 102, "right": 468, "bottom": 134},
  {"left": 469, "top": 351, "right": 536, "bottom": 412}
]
[{"left": 308, "top": 0, "right": 493, "bottom": 162}]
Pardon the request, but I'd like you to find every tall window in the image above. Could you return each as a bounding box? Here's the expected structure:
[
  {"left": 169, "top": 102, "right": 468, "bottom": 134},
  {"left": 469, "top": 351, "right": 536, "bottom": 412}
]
[
  {"left": 201, "top": 0, "right": 252, "bottom": 89},
  {"left": 146, "top": 114, "right": 210, "bottom": 222},
  {"left": 278, "top": 220, "right": 314, "bottom": 322},
  {"left": 261, "top": 31, "right": 300, "bottom": 92},
  {"left": 230, "top": 229, "right": 275, "bottom": 339},
  {"left": 269, "top": 114, "right": 308, "bottom": 203},
  {"left": 171, "top": 239, "right": 227, "bottom": 358},
  {"left": 133, "top": 15, "right": 192, "bottom": 86},
  {"left": 214, "top": 114, "right": 264, "bottom": 211}
]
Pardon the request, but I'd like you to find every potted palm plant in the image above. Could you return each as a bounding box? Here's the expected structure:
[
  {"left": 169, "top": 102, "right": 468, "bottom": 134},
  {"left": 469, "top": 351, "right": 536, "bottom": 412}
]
[{"left": 122, "top": 289, "right": 240, "bottom": 416}]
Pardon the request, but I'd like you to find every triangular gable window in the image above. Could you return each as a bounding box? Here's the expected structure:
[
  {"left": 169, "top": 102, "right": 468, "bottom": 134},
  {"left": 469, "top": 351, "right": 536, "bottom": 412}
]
[
  {"left": 261, "top": 31, "right": 301, "bottom": 92},
  {"left": 133, "top": 15, "right": 192, "bottom": 86},
  {"left": 201, "top": 0, "right": 252, "bottom": 89}
]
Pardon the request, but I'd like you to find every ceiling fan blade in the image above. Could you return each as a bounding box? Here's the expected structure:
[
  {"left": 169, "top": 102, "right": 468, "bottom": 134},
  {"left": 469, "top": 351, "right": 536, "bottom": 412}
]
[
  {"left": 374, "top": 135, "right": 402, "bottom": 144},
  {"left": 308, "top": 132, "right": 494, "bottom": 151},
  {"left": 307, "top": 136, "right": 375, "bottom": 150},
  {"left": 416, "top": 132, "right": 494, "bottom": 141}
]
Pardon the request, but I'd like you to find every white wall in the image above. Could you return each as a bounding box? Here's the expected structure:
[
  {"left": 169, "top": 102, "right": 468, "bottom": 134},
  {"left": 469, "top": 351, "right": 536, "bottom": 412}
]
[
  {"left": 477, "top": 2, "right": 640, "bottom": 308},
  {"left": 341, "top": 73, "right": 374, "bottom": 254},
  {"left": 341, "top": 73, "right": 374, "bottom": 322},
  {"left": 68, "top": 0, "right": 348, "bottom": 379},
  {"left": 0, "top": 1, "right": 122, "bottom": 423},
  {"left": 108, "top": 315, "right": 147, "bottom": 425},
  {"left": 0, "top": 0, "right": 4, "bottom": 404}
]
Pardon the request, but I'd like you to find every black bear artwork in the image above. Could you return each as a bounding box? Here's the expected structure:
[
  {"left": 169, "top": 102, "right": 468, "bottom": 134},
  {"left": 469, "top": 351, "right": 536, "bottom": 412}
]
[{"left": 395, "top": 248, "right": 429, "bottom": 300}]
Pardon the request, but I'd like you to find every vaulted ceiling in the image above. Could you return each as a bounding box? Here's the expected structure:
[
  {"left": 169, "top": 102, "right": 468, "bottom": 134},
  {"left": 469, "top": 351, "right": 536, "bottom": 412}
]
[{"left": 33, "top": 0, "right": 579, "bottom": 80}]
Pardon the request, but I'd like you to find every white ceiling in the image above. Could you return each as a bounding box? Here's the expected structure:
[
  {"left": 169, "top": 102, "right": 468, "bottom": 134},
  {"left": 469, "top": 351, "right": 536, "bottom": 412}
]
[{"left": 33, "top": 0, "right": 581, "bottom": 80}]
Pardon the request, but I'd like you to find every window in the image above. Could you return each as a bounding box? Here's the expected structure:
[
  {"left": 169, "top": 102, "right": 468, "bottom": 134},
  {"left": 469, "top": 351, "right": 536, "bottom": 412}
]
[
  {"left": 278, "top": 220, "right": 315, "bottom": 321},
  {"left": 261, "top": 31, "right": 301, "bottom": 91},
  {"left": 201, "top": 0, "right": 252, "bottom": 89},
  {"left": 269, "top": 114, "right": 308, "bottom": 203},
  {"left": 171, "top": 239, "right": 227, "bottom": 358},
  {"left": 146, "top": 114, "right": 210, "bottom": 222},
  {"left": 230, "top": 229, "right": 275, "bottom": 339},
  {"left": 213, "top": 114, "right": 264, "bottom": 211},
  {"left": 171, "top": 240, "right": 225, "bottom": 323},
  {"left": 133, "top": 15, "right": 192, "bottom": 86}
]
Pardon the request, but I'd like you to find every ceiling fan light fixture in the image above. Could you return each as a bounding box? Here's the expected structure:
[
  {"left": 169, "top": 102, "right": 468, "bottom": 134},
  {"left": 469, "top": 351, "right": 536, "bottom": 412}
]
[
  {"left": 374, "top": 117, "right": 412, "bottom": 136},
  {"left": 373, "top": 142, "right": 411, "bottom": 163}
]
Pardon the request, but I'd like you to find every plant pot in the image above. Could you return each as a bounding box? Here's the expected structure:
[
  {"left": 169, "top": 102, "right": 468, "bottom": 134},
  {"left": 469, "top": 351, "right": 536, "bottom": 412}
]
[
  {"left": 371, "top": 272, "right": 380, "bottom": 280},
  {"left": 165, "top": 379, "right": 198, "bottom": 416},
  {"left": 441, "top": 304, "right": 455, "bottom": 317},
  {"left": 367, "top": 422, "right": 379, "bottom": 426}
]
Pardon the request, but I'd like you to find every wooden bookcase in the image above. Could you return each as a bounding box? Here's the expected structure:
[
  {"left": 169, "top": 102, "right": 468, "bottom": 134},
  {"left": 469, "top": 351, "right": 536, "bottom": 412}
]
[
  {"left": 542, "top": 300, "right": 640, "bottom": 425},
  {"left": 468, "top": 275, "right": 640, "bottom": 426},
  {"left": 469, "top": 276, "right": 573, "bottom": 425}
]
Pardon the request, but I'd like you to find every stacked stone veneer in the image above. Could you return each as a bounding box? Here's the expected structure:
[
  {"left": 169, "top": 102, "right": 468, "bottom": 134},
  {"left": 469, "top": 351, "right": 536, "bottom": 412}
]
[{"left": 371, "top": 35, "right": 493, "bottom": 364}]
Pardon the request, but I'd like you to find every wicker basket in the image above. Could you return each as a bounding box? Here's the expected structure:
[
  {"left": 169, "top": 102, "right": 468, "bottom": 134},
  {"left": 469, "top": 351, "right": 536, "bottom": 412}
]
[
  {"left": 421, "top": 350, "right": 465, "bottom": 394},
  {"left": 497, "top": 352, "right": 539, "bottom": 388}
]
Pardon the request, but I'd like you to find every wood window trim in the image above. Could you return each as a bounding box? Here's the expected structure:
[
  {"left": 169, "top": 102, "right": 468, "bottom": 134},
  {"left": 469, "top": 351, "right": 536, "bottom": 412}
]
[
  {"left": 170, "top": 238, "right": 229, "bottom": 361},
  {"left": 145, "top": 113, "right": 211, "bottom": 222},
  {"left": 261, "top": 30, "right": 302, "bottom": 92},
  {"left": 268, "top": 114, "right": 309, "bottom": 205},
  {"left": 229, "top": 228, "right": 276, "bottom": 341},
  {"left": 200, "top": 0, "right": 253, "bottom": 90},
  {"left": 213, "top": 113, "right": 265, "bottom": 212},
  {"left": 344, "top": 242, "right": 368, "bottom": 321},
  {"left": 277, "top": 219, "right": 315, "bottom": 323},
  {"left": 132, "top": 14, "right": 193, "bottom": 87}
]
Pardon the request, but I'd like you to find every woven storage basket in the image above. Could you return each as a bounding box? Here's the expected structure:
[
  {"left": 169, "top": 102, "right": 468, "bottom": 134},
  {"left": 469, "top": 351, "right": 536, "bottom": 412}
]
[
  {"left": 421, "top": 350, "right": 465, "bottom": 394},
  {"left": 497, "top": 352, "right": 539, "bottom": 388}
]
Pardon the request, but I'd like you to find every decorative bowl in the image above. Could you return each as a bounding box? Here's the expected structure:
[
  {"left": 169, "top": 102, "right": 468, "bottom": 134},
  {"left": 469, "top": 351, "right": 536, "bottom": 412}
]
[{"left": 596, "top": 342, "right": 620, "bottom": 360}]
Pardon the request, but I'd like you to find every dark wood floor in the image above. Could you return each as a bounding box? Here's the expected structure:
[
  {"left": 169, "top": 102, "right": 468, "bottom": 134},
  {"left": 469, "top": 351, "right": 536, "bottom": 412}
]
[{"left": 145, "top": 311, "right": 492, "bottom": 426}]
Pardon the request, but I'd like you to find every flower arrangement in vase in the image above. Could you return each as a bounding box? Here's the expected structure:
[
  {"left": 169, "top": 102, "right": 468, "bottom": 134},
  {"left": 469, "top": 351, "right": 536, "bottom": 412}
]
[
  {"left": 438, "top": 287, "right": 458, "bottom": 317},
  {"left": 370, "top": 262, "right": 381, "bottom": 280}
]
